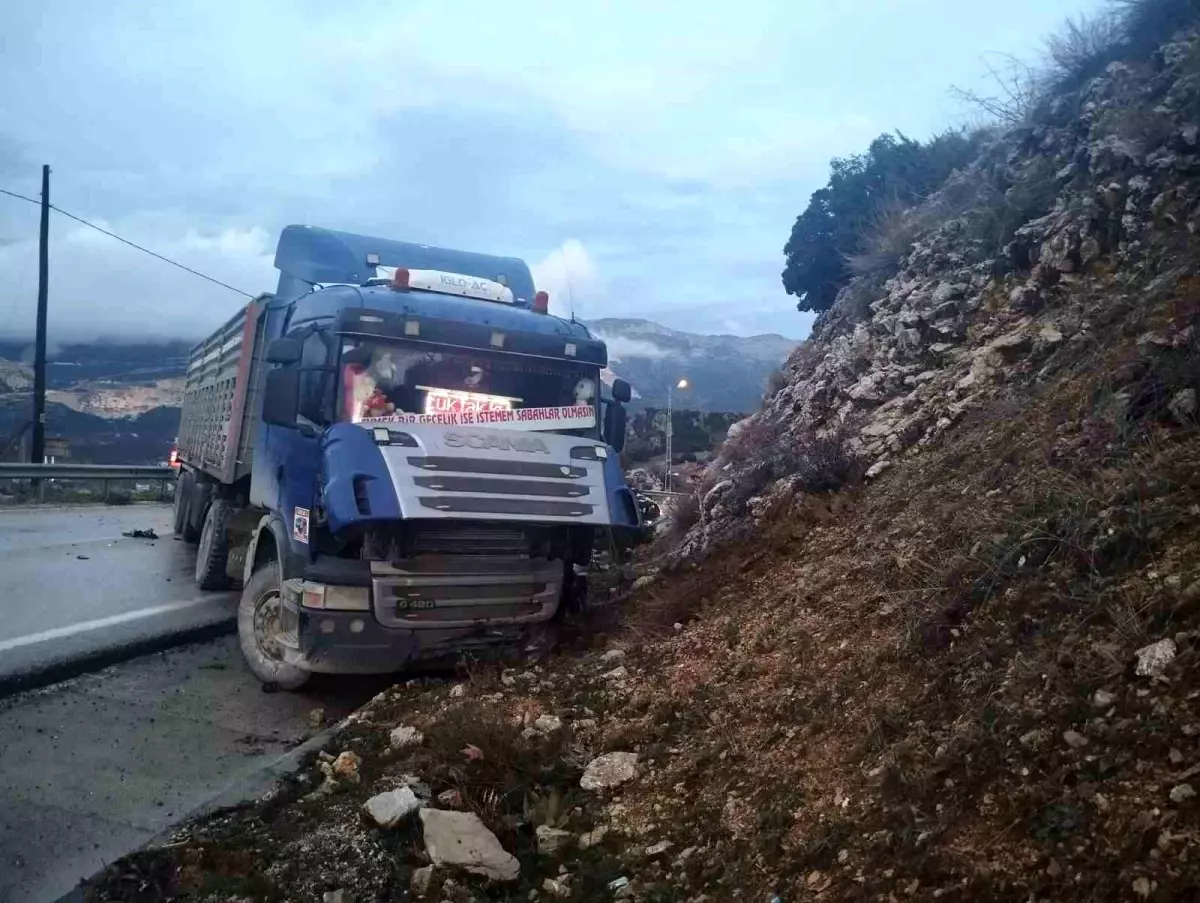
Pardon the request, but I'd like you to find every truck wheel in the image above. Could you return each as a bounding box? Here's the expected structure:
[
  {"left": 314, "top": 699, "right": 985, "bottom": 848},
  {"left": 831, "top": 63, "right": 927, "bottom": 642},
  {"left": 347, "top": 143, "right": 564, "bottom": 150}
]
[
  {"left": 173, "top": 471, "right": 194, "bottom": 538},
  {"left": 181, "top": 477, "right": 202, "bottom": 544},
  {"left": 172, "top": 478, "right": 188, "bottom": 536},
  {"left": 195, "top": 500, "right": 232, "bottom": 590},
  {"left": 238, "top": 563, "right": 310, "bottom": 690}
]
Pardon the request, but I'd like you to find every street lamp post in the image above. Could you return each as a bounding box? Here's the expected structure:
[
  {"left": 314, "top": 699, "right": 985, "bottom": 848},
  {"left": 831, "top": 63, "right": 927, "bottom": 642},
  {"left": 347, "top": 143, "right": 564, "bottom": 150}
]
[{"left": 665, "top": 378, "right": 688, "bottom": 492}]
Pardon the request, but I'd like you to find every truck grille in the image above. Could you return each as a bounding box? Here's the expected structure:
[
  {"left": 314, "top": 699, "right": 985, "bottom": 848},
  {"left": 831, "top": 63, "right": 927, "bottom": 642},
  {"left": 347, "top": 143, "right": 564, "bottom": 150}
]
[{"left": 410, "top": 523, "right": 530, "bottom": 557}]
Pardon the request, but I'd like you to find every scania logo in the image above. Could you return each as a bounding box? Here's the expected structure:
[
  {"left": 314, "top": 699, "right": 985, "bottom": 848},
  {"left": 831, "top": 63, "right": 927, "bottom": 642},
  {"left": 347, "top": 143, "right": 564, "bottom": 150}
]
[{"left": 445, "top": 432, "right": 550, "bottom": 454}]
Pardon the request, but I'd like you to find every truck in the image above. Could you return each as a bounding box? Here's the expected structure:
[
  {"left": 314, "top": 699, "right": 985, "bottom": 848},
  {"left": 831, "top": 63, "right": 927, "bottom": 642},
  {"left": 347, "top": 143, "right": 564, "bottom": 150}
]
[{"left": 174, "top": 225, "right": 640, "bottom": 689}]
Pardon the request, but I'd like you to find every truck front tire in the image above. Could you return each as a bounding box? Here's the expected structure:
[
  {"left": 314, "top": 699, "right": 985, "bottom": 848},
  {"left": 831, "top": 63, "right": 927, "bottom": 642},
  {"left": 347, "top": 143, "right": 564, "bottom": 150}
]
[
  {"left": 195, "top": 500, "right": 232, "bottom": 590},
  {"left": 237, "top": 563, "right": 310, "bottom": 690}
]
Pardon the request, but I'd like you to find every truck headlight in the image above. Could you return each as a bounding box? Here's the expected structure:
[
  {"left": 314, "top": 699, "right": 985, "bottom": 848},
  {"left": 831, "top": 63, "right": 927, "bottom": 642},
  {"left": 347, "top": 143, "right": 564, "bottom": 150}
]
[{"left": 300, "top": 582, "right": 370, "bottom": 611}]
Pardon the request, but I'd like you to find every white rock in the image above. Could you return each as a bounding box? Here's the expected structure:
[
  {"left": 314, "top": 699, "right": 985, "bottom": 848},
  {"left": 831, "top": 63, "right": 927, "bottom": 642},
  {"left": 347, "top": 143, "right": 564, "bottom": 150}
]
[
  {"left": 419, "top": 809, "right": 520, "bottom": 881},
  {"left": 602, "top": 665, "right": 630, "bottom": 681},
  {"left": 1135, "top": 639, "right": 1177, "bottom": 678},
  {"left": 363, "top": 786, "right": 422, "bottom": 827},
  {"left": 1170, "top": 783, "right": 1196, "bottom": 804},
  {"left": 536, "top": 824, "right": 574, "bottom": 854},
  {"left": 645, "top": 840, "right": 673, "bottom": 857},
  {"left": 632, "top": 575, "right": 655, "bottom": 591},
  {"left": 449, "top": 684, "right": 466, "bottom": 698},
  {"left": 542, "top": 876, "right": 572, "bottom": 898},
  {"left": 323, "top": 890, "right": 350, "bottom": 903},
  {"left": 581, "top": 752, "right": 639, "bottom": 791},
  {"left": 1169, "top": 388, "right": 1197, "bottom": 423},
  {"left": 534, "top": 714, "right": 564, "bottom": 733},
  {"left": 578, "top": 826, "right": 609, "bottom": 849},
  {"left": 1092, "top": 689, "right": 1117, "bottom": 709},
  {"left": 411, "top": 864, "right": 435, "bottom": 895},
  {"left": 1063, "top": 730, "right": 1089, "bottom": 749},
  {"left": 865, "top": 460, "right": 892, "bottom": 479},
  {"left": 389, "top": 725, "right": 425, "bottom": 749},
  {"left": 600, "top": 648, "right": 627, "bottom": 663}
]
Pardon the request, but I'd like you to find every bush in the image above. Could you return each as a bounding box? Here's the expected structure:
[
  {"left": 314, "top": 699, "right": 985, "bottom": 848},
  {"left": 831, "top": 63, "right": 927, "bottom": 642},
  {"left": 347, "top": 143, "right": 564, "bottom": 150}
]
[
  {"left": 964, "top": 157, "right": 1062, "bottom": 255},
  {"left": 664, "top": 490, "right": 702, "bottom": 542}
]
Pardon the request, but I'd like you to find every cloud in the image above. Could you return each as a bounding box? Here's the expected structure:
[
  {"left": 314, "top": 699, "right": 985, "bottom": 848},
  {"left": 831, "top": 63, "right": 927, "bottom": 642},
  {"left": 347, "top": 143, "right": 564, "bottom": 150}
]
[
  {"left": 591, "top": 333, "right": 670, "bottom": 362},
  {"left": 529, "top": 239, "right": 600, "bottom": 319}
]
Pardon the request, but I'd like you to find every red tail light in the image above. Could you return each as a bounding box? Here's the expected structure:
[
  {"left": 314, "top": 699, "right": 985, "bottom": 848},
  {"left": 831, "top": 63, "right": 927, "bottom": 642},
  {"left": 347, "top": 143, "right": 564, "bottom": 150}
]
[
  {"left": 533, "top": 290, "right": 549, "bottom": 313},
  {"left": 392, "top": 267, "right": 411, "bottom": 291},
  {"left": 169, "top": 447, "right": 180, "bottom": 468}
]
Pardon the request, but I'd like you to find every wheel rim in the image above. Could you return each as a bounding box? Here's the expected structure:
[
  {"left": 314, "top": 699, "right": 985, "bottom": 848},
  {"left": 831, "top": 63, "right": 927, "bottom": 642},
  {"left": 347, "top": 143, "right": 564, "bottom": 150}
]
[{"left": 253, "top": 590, "right": 285, "bottom": 661}]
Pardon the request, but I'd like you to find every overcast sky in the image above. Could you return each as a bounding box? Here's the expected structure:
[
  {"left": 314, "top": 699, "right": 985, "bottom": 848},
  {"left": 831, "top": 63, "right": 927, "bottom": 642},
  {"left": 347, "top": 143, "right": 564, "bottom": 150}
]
[{"left": 0, "top": 0, "right": 1103, "bottom": 344}]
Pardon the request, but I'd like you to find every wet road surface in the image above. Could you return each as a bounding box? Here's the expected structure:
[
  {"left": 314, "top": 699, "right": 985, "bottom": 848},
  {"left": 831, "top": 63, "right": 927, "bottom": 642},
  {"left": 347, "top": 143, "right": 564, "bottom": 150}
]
[
  {"left": 0, "top": 635, "right": 390, "bottom": 903},
  {"left": 0, "top": 505, "right": 237, "bottom": 692}
]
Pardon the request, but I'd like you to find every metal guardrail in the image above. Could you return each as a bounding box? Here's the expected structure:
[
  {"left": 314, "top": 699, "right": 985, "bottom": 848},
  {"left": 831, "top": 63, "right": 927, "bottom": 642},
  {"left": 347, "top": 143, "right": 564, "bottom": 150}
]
[
  {"left": 637, "top": 489, "right": 688, "bottom": 499},
  {"left": 0, "top": 463, "right": 174, "bottom": 480}
]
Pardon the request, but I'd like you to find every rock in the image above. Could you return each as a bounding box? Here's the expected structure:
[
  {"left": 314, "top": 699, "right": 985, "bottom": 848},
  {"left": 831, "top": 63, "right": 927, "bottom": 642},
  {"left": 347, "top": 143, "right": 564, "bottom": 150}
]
[
  {"left": 307, "top": 708, "right": 325, "bottom": 728},
  {"left": 542, "top": 876, "right": 572, "bottom": 898},
  {"left": 579, "top": 826, "right": 609, "bottom": 849},
  {"left": 418, "top": 809, "right": 520, "bottom": 881},
  {"left": 411, "top": 864, "right": 435, "bottom": 895},
  {"left": 323, "top": 891, "right": 351, "bottom": 903},
  {"left": 865, "top": 459, "right": 892, "bottom": 479},
  {"left": 644, "top": 840, "right": 673, "bottom": 858},
  {"left": 363, "top": 786, "right": 421, "bottom": 827},
  {"left": 1170, "top": 783, "right": 1196, "bottom": 804},
  {"left": 600, "top": 648, "right": 626, "bottom": 663},
  {"left": 536, "top": 824, "right": 574, "bottom": 854},
  {"left": 1135, "top": 639, "right": 1177, "bottom": 678},
  {"left": 632, "top": 575, "right": 655, "bottom": 591},
  {"left": 1168, "top": 388, "right": 1197, "bottom": 424},
  {"left": 1009, "top": 285, "right": 1042, "bottom": 312},
  {"left": 1092, "top": 689, "right": 1117, "bottom": 709},
  {"left": 581, "top": 752, "right": 639, "bottom": 791},
  {"left": 449, "top": 684, "right": 466, "bottom": 698},
  {"left": 534, "top": 714, "right": 564, "bottom": 733},
  {"left": 608, "top": 876, "right": 631, "bottom": 892},
  {"left": 1063, "top": 730, "right": 1089, "bottom": 749},
  {"left": 602, "top": 665, "right": 630, "bottom": 681},
  {"left": 1019, "top": 728, "right": 1049, "bottom": 748},
  {"left": 437, "top": 788, "right": 464, "bottom": 808},
  {"left": 1038, "top": 325, "right": 1064, "bottom": 345},
  {"left": 333, "top": 751, "right": 361, "bottom": 783},
  {"left": 390, "top": 725, "right": 425, "bottom": 749},
  {"left": 1132, "top": 877, "right": 1152, "bottom": 898}
]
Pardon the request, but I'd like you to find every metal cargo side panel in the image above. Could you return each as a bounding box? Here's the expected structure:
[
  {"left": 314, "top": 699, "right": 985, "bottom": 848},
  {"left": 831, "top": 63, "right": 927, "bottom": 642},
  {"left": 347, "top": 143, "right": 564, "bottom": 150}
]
[
  {"left": 177, "top": 296, "right": 269, "bottom": 483},
  {"left": 230, "top": 302, "right": 270, "bottom": 482}
]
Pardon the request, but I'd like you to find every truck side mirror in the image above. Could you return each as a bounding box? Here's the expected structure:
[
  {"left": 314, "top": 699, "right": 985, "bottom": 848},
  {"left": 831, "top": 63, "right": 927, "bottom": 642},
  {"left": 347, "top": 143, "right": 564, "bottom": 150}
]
[
  {"left": 604, "top": 401, "right": 627, "bottom": 453},
  {"left": 262, "top": 368, "right": 300, "bottom": 427},
  {"left": 612, "top": 378, "right": 632, "bottom": 404},
  {"left": 266, "top": 337, "right": 302, "bottom": 365}
]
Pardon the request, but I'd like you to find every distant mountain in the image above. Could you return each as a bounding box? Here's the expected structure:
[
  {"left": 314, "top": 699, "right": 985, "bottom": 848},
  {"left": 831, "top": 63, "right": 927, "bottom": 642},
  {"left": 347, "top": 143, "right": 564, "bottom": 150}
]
[{"left": 587, "top": 318, "right": 796, "bottom": 413}]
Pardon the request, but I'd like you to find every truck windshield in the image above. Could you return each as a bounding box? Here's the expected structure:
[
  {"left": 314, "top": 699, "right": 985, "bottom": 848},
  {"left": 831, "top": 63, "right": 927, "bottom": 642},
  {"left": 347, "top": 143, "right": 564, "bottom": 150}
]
[{"left": 338, "top": 338, "right": 600, "bottom": 435}]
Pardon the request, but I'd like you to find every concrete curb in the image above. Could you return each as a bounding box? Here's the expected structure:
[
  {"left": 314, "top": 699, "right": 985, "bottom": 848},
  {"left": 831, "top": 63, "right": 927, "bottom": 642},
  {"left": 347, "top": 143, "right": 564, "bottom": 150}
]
[
  {"left": 54, "top": 718, "right": 348, "bottom": 903},
  {"left": 0, "top": 617, "right": 237, "bottom": 699}
]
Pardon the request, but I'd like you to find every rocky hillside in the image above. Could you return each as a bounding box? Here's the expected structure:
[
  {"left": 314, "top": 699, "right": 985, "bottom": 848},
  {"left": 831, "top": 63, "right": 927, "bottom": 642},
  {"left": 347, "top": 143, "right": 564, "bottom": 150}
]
[
  {"left": 84, "top": 8, "right": 1200, "bottom": 902},
  {"left": 590, "top": 318, "right": 796, "bottom": 412}
]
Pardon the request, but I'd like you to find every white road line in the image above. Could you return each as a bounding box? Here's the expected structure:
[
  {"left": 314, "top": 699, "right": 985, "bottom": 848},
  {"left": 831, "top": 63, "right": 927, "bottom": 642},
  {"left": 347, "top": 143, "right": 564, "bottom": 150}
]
[{"left": 0, "top": 597, "right": 222, "bottom": 653}]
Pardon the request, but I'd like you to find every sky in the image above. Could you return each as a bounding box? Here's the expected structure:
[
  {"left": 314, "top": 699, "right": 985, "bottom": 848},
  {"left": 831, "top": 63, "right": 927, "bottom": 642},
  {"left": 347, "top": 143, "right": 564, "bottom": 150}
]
[{"left": 0, "top": 0, "right": 1104, "bottom": 345}]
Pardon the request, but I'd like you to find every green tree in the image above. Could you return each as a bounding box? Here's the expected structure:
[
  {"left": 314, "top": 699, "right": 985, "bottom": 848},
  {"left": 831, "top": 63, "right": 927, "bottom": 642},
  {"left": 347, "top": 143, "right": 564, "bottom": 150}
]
[{"left": 781, "top": 131, "right": 977, "bottom": 313}]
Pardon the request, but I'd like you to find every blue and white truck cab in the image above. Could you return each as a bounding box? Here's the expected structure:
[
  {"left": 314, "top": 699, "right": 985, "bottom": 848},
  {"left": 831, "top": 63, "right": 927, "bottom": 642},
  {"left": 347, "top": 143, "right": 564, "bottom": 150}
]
[{"left": 174, "top": 225, "right": 640, "bottom": 688}]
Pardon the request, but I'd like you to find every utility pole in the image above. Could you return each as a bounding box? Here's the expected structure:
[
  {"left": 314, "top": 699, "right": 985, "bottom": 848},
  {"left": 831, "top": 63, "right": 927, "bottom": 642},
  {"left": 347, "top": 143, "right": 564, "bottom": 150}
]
[
  {"left": 31, "top": 164, "right": 50, "bottom": 466},
  {"left": 665, "top": 382, "right": 673, "bottom": 493}
]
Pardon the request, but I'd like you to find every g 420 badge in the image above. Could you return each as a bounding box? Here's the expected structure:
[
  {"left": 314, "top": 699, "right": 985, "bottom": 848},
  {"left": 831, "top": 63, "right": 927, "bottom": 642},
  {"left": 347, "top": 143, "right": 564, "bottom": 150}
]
[{"left": 293, "top": 506, "right": 310, "bottom": 544}]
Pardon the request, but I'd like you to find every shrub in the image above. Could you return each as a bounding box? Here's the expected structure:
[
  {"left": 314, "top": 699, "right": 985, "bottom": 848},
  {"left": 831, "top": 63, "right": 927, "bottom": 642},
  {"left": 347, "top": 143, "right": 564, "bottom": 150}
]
[
  {"left": 964, "top": 157, "right": 1062, "bottom": 255},
  {"left": 664, "top": 490, "right": 702, "bottom": 542}
]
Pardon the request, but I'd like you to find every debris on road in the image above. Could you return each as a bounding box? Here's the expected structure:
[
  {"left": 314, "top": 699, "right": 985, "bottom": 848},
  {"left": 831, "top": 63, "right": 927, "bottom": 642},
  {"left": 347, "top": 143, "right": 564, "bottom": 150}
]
[{"left": 121, "top": 528, "right": 159, "bottom": 540}]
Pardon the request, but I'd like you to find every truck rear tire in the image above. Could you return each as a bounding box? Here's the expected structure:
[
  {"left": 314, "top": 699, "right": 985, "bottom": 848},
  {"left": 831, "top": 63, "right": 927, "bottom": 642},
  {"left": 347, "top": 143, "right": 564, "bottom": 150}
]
[
  {"left": 174, "top": 471, "right": 196, "bottom": 539},
  {"left": 237, "top": 562, "right": 310, "bottom": 690},
  {"left": 195, "top": 500, "right": 232, "bottom": 590}
]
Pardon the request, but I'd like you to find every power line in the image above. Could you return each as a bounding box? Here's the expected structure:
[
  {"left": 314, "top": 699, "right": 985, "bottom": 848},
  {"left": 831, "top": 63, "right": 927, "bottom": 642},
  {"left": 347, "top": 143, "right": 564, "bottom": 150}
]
[{"left": 0, "top": 186, "right": 254, "bottom": 298}]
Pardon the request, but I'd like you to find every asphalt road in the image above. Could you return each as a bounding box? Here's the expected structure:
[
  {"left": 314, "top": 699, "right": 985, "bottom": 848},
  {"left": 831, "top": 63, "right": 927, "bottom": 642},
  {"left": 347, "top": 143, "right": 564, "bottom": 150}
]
[
  {"left": 0, "top": 505, "right": 238, "bottom": 692},
  {"left": 0, "top": 636, "right": 390, "bottom": 903}
]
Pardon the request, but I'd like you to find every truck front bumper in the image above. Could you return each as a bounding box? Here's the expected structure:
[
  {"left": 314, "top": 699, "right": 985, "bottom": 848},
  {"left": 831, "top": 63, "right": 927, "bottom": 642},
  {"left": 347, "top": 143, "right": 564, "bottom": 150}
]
[{"left": 276, "top": 568, "right": 550, "bottom": 675}]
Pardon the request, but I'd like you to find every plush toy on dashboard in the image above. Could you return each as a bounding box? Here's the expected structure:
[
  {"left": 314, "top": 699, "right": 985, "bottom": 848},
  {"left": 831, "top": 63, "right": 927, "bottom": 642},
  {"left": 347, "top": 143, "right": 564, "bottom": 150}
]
[{"left": 362, "top": 386, "right": 396, "bottom": 418}]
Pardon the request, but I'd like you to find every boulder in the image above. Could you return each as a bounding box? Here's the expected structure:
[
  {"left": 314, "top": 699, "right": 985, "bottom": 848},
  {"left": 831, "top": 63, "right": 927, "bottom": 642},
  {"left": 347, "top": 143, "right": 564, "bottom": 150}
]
[
  {"left": 418, "top": 809, "right": 520, "bottom": 881},
  {"left": 536, "top": 824, "right": 574, "bottom": 854},
  {"left": 363, "top": 787, "right": 421, "bottom": 827},
  {"left": 581, "top": 752, "right": 639, "bottom": 791},
  {"left": 389, "top": 725, "right": 425, "bottom": 749}
]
